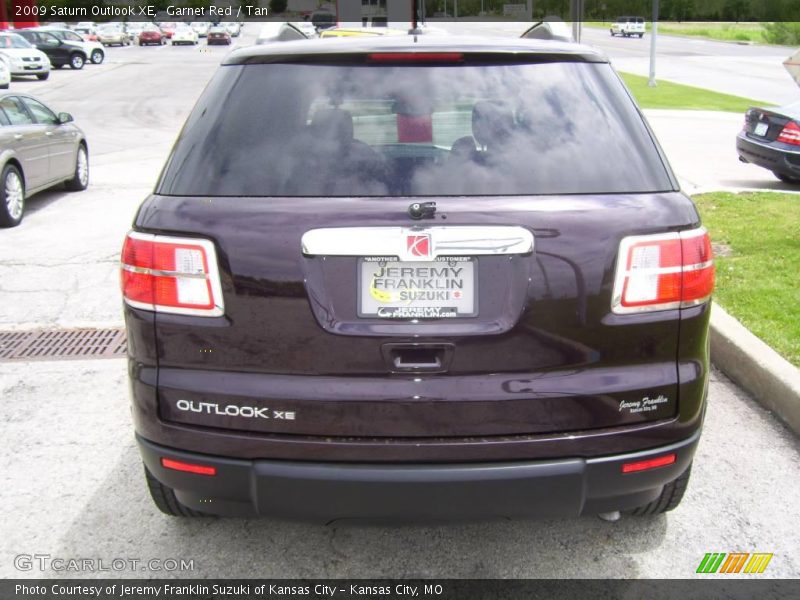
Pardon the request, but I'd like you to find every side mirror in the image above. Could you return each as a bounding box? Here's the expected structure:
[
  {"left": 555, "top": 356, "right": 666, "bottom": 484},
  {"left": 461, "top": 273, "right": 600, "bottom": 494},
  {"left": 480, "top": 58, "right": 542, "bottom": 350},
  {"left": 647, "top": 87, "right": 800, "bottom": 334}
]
[{"left": 57, "top": 112, "right": 74, "bottom": 125}]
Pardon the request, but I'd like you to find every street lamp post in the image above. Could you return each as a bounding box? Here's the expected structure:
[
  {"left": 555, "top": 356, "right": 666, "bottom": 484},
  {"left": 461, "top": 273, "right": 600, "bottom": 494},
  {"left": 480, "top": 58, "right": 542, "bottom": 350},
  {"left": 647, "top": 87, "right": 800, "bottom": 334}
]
[{"left": 648, "top": 0, "right": 659, "bottom": 87}]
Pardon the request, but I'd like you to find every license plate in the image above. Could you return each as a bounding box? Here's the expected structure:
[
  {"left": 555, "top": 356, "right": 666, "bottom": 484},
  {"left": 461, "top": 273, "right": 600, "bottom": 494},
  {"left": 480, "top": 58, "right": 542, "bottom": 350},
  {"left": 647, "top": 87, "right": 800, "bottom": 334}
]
[
  {"left": 358, "top": 258, "right": 477, "bottom": 319},
  {"left": 754, "top": 122, "right": 769, "bottom": 136}
]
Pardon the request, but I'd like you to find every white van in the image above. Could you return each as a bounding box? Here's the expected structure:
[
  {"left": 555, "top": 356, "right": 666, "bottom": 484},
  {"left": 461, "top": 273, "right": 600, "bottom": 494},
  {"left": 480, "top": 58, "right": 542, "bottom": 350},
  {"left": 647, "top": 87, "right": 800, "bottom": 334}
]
[{"left": 610, "top": 16, "right": 645, "bottom": 38}]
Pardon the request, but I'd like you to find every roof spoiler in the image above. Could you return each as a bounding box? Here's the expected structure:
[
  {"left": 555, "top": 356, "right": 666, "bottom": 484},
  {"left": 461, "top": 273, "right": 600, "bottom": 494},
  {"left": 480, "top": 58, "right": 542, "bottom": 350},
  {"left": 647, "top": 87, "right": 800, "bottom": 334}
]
[{"left": 520, "top": 19, "right": 574, "bottom": 43}]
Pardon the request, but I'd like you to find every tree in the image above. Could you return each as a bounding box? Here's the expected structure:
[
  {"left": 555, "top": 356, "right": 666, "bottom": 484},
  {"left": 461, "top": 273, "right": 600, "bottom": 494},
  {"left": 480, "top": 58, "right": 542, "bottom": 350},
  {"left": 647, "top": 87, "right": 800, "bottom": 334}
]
[{"left": 270, "top": 0, "right": 288, "bottom": 14}]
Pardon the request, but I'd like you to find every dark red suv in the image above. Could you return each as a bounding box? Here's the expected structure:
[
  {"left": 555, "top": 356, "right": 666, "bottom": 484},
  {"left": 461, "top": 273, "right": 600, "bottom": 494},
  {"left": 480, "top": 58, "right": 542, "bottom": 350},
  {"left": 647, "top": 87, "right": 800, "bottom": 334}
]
[{"left": 122, "top": 36, "right": 714, "bottom": 521}]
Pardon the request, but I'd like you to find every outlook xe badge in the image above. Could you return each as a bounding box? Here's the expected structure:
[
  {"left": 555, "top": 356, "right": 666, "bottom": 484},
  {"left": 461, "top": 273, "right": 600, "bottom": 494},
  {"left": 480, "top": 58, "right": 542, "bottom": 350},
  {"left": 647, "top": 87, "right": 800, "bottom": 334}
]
[{"left": 407, "top": 234, "right": 431, "bottom": 258}]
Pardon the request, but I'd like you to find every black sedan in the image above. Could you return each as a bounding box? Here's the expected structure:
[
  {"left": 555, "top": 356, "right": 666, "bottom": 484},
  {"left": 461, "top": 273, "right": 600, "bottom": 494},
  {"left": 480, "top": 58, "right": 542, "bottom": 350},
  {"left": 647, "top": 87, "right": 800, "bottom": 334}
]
[{"left": 737, "top": 102, "right": 800, "bottom": 184}]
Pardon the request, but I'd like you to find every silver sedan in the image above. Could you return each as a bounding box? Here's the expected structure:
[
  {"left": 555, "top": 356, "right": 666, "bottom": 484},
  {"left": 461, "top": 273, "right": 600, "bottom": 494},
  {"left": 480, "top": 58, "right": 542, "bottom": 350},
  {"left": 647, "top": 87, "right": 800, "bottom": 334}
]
[{"left": 0, "top": 93, "right": 89, "bottom": 227}]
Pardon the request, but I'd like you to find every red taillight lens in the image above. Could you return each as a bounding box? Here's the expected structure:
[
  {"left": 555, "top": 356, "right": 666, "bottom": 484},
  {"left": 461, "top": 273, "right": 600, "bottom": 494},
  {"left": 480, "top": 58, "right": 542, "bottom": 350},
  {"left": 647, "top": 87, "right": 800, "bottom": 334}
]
[
  {"left": 612, "top": 227, "right": 714, "bottom": 314},
  {"left": 161, "top": 458, "right": 217, "bottom": 476},
  {"left": 120, "top": 232, "right": 224, "bottom": 317},
  {"left": 368, "top": 52, "right": 464, "bottom": 63},
  {"left": 777, "top": 121, "right": 800, "bottom": 145},
  {"left": 621, "top": 453, "right": 676, "bottom": 473}
]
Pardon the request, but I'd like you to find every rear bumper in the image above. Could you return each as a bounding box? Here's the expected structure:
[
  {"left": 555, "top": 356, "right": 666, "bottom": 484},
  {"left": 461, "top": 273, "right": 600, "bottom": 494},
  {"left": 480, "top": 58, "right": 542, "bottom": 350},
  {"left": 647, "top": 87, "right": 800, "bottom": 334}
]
[
  {"left": 138, "top": 428, "right": 701, "bottom": 521},
  {"left": 736, "top": 132, "right": 800, "bottom": 177}
]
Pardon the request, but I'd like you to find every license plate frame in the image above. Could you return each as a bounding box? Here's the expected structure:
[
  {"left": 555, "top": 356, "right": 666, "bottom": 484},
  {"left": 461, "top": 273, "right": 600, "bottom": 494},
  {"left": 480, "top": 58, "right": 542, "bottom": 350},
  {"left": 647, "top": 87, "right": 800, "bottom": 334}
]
[{"left": 357, "top": 257, "right": 478, "bottom": 319}]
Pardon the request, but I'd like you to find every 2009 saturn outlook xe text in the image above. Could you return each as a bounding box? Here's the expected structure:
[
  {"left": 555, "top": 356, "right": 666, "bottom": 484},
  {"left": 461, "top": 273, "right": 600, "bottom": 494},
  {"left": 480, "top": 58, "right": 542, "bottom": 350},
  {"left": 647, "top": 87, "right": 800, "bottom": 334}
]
[{"left": 121, "top": 36, "right": 715, "bottom": 522}]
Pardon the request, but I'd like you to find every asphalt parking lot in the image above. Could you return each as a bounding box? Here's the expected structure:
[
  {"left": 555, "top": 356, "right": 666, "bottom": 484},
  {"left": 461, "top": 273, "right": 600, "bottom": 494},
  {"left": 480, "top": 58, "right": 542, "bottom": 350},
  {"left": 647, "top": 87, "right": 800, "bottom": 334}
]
[{"left": 1, "top": 25, "right": 799, "bottom": 579}]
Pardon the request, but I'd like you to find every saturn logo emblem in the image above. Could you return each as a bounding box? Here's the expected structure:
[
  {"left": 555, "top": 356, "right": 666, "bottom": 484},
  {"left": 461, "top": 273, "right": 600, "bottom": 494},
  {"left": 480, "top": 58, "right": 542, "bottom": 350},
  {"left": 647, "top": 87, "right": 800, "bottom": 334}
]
[{"left": 407, "top": 234, "right": 431, "bottom": 258}]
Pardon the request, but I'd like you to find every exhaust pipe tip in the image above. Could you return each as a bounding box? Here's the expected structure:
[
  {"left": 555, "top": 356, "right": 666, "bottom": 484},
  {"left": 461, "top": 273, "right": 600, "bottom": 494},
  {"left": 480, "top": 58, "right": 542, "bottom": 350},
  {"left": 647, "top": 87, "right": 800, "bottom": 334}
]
[{"left": 597, "top": 511, "right": 621, "bottom": 522}]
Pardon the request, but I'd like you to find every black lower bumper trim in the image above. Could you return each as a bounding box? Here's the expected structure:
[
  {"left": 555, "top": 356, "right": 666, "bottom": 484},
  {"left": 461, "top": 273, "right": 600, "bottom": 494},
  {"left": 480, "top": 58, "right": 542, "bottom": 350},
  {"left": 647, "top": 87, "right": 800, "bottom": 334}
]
[
  {"left": 736, "top": 133, "right": 800, "bottom": 178},
  {"left": 137, "top": 429, "right": 701, "bottom": 521}
]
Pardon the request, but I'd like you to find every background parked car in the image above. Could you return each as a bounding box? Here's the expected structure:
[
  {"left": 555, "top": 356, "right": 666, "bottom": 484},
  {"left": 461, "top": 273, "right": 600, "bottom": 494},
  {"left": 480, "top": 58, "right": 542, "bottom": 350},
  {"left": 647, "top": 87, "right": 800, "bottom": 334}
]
[
  {"left": 35, "top": 27, "right": 105, "bottom": 64},
  {"left": 138, "top": 24, "right": 167, "bottom": 46},
  {"left": 206, "top": 26, "right": 231, "bottom": 45},
  {"left": 255, "top": 22, "right": 308, "bottom": 44},
  {"left": 0, "top": 93, "right": 89, "bottom": 227},
  {"left": 737, "top": 102, "right": 800, "bottom": 184},
  {"left": 125, "top": 22, "right": 146, "bottom": 44},
  {"left": 0, "top": 59, "right": 10, "bottom": 89},
  {"left": 73, "top": 26, "right": 99, "bottom": 42},
  {"left": 222, "top": 21, "right": 241, "bottom": 37},
  {"left": 191, "top": 22, "right": 211, "bottom": 38},
  {"left": 292, "top": 21, "right": 318, "bottom": 38},
  {"left": 159, "top": 22, "right": 177, "bottom": 39},
  {"left": 0, "top": 32, "right": 50, "bottom": 80},
  {"left": 319, "top": 27, "right": 406, "bottom": 38},
  {"left": 16, "top": 29, "right": 88, "bottom": 70},
  {"left": 171, "top": 25, "right": 199, "bottom": 46},
  {"left": 96, "top": 23, "right": 130, "bottom": 47}
]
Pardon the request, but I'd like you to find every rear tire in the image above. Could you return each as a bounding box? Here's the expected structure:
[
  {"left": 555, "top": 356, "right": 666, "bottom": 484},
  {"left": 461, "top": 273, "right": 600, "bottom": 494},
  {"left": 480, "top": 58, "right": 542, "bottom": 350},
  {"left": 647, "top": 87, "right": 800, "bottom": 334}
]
[
  {"left": 37, "top": 72, "right": 50, "bottom": 79},
  {"left": 775, "top": 171, "right": 800, "bottom": 184},
  {"left": 629, "top": 464, "right": 692, "bottom": 516},
  {"left": 64, "top": 144, "right": 89, "bottom": 191},
  {"left": 0, "top": 164, "right": 25, "bottom": 228},
  {"left": 144, "top": 466, "right": 209, "bottom": 517}
]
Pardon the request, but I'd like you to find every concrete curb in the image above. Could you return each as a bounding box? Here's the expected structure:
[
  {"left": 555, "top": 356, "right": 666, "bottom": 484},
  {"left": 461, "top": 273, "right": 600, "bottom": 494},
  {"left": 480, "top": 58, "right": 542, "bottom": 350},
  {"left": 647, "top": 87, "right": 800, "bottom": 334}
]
[{"left": 710, "top": 302, "right": 800, "bottom": 435}]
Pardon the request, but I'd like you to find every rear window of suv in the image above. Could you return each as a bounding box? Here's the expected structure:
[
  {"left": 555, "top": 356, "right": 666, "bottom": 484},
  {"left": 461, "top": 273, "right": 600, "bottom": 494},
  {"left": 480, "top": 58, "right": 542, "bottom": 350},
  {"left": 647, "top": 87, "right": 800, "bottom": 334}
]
[{"left": 158, "top": 61, "right": 673, "bottom": 197}]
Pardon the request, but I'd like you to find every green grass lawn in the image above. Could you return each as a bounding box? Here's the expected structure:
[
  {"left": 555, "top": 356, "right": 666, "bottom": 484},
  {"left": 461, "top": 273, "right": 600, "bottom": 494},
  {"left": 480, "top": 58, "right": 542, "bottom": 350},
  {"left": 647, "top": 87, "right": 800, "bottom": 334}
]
[
  {"left": 693, "top": 192, "right": 800, "bottom": 366},
  {"left": 619, "top": 72, "right": 771, "bottom": 112},
  {"left": 584, "top": 21, "right": 766, "bottom": 43}
]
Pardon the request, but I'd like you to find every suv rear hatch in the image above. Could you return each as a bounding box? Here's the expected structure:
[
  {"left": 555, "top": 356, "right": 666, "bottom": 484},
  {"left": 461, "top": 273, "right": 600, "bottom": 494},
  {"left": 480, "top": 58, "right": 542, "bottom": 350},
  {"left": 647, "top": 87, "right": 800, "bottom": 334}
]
[{"left": 125, "top": 46, "right": 701, "bottom": 440}]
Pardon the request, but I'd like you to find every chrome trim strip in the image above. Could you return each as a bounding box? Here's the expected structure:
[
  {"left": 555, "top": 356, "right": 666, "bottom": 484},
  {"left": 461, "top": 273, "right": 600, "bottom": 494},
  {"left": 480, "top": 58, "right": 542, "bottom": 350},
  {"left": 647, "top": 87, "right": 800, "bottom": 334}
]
[
  {"left": 121, "top": 264, "right": 209, "bottom": 280},
  {"left": 301, "top": 226, "right": 534, "bottom": 262}
]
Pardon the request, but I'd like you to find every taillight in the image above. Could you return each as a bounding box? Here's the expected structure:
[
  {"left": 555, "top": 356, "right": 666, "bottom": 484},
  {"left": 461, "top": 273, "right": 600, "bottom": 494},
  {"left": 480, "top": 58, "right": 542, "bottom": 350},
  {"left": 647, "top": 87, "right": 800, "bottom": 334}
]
[
  {"left": 120, "top": 232, "right": 224, "bottom": 317},
  {"left": 777, "top": 120, "right": 800, "bottom": 145},
  {"left": 612, "top": 227, "right": 714, "bottom": 314}
]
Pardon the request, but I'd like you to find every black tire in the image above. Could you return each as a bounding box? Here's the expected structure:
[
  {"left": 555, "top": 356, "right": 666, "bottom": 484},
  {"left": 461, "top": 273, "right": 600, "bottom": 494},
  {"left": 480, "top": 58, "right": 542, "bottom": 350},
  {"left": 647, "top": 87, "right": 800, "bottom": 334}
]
[
  {"left": 90, "top": 49, "right": 104, "bottom": 64},
  {"left": 638, "top": 33, "right": 644, "bottom": 38},
  {"left": 69, "top": 53, "right": 85, "bottom": 70},
  {"left": 774, "top": 171, "right": 800, "bottom": 184},
  {"left": 37, "top": 72, "right": 50, "bottom": 79},
  {"left": 0, "top": 163, "right": 25, "bottom": 228},
  {"left": 138, "top": 40, "right": 144, "bottom": 46},
  {"left": 610, "top": 29, "right": 615, "bottom": 36},
  {"left": 630, "top": 464, "right": 692, "bottom": 516},
  {"left": 64, "top": 144, "right": 89, "bottom": 191},
  {"left": 144, "top": 466, "right": 209, "bottom": 517}
]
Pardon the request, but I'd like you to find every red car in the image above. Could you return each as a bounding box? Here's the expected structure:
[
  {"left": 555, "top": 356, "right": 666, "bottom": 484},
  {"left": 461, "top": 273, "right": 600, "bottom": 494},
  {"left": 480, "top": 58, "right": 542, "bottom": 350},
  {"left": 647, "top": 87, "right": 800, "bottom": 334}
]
[
  {"left": 206, "top": 26, "right": 231, "bottom": 45},
  {"left": 159, "top": 22, "right": 177, "bottom": 39},
  {"left": 139, "top": 25, "right": 166, "bottom": 46}
]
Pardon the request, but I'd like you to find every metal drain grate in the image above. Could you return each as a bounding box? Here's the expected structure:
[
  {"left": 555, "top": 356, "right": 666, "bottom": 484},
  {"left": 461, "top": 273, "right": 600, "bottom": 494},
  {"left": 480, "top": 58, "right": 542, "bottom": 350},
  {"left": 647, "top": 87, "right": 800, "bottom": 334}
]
[{"left": 0, "top": 328, "right": 127, "bottom": 362}]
